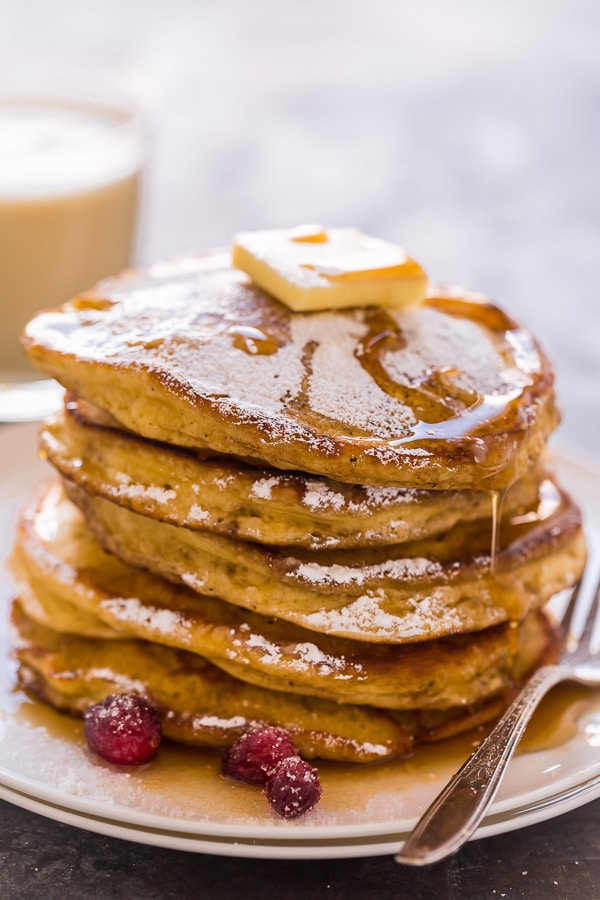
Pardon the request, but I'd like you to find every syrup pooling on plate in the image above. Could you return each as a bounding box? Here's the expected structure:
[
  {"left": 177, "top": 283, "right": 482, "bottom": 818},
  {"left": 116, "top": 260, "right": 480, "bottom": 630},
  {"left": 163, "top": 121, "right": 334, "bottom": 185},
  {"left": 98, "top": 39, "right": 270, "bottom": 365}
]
[{"left": 8, "top": 671, "right": 598, "bottom": 830}]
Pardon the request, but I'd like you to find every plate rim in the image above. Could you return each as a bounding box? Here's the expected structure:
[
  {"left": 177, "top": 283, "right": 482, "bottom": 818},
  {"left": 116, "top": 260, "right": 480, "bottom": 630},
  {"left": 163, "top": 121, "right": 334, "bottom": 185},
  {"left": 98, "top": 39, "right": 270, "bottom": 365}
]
[
  {"left": 1, "top": 421, "right": 600, "bottom": 856},
  {"left": 2, "top": 771, "right": 600, "bottom": 859}
]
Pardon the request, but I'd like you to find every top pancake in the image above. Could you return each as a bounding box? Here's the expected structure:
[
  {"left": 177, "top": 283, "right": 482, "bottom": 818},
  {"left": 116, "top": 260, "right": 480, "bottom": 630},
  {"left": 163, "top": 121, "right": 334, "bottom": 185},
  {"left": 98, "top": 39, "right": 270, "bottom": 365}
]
[{"left": 23, "top": 253, "right": 559, "bottom": 489}]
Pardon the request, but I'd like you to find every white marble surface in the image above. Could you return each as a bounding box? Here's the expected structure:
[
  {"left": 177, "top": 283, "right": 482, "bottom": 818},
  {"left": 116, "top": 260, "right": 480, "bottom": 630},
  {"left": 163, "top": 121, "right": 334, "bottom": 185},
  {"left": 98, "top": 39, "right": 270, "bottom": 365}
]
[{"left": 2, "top": 0, "right": 599, "bottom": 457}]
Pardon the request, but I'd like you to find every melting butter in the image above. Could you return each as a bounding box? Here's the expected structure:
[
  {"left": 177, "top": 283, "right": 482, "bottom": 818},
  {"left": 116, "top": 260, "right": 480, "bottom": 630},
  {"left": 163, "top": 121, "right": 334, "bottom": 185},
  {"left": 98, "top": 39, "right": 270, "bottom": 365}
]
[{"left": 232, "top": 225, "right": 428, "bottom": 312}]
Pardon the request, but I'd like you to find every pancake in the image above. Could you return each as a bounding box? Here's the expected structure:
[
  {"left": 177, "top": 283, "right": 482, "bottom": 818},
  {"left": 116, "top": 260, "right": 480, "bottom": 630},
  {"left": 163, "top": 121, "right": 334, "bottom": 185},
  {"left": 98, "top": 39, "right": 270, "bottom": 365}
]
[
  {"left": 8, "top": 480, "right": 559, "bottom": 711},
  {"left": 61, "top": 474, "right": 585, "bottom": 644},
  {"left": 40, "top": 401, "right": 548, "bottom": 550},
  {"left": 22, "top": 253, "right": 559, "bottom": 490},
  {"left": 11, "top": 600, "right": 558, "bottom": 763}
]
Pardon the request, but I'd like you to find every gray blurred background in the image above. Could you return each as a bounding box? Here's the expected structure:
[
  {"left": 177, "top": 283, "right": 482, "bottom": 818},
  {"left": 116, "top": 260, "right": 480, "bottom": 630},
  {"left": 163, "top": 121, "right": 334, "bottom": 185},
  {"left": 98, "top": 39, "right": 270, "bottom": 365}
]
[{"left": 2, "top": 0, "right": 599, "bottom": 457}]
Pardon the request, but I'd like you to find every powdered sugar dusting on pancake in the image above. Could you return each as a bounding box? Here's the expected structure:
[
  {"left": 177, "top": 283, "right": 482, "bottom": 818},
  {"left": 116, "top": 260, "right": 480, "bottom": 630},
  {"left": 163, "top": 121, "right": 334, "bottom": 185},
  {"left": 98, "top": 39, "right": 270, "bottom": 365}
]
[
  {"left": 29, "top": 257, "right": 537, "bottom": 444},
  {"left": 302, "top": 591, "right": 480, "bottom": 641},
  {"left": 23, "top": 251, "right": 558, "bottom": 487}
]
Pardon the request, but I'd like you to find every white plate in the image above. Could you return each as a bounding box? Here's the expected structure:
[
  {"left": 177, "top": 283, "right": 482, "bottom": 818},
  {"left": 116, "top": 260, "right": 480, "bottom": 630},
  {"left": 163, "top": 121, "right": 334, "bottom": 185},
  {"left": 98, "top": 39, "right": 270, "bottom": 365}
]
[{"left": 1, "top": 422, "right": 600, "bottom": 859}]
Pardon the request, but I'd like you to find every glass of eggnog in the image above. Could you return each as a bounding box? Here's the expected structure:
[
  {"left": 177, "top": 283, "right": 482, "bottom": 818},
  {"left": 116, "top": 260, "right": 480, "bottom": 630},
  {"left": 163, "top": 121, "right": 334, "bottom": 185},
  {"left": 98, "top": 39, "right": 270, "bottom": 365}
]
[{"left": 0, "top": 90, "right": 147, "bottom": 420}]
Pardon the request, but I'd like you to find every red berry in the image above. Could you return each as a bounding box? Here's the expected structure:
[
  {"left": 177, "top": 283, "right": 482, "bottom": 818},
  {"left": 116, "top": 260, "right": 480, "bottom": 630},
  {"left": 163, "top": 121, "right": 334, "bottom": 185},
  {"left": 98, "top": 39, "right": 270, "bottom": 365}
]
[
  {"left": 265, "top": 756, "right": 322, "bottom": 819},
  {"left": 222, "top": 725, "right": 298, "bottom": 785},
  {"left": 83, "top": 694, "right": 162, "bottom": 765}
]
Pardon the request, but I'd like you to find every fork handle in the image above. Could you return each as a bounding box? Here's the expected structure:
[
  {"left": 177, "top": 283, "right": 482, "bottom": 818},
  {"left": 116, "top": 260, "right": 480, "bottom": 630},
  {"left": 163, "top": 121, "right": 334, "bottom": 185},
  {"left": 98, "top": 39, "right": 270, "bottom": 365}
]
[{"left": 395, "top": 664, "right": 567, "bottom": 866}]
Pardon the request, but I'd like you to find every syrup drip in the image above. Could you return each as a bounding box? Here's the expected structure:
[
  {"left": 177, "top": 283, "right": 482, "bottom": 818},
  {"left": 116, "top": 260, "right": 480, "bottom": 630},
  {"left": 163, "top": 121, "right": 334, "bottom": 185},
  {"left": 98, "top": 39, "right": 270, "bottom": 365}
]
[
  {"left": 226, "top": 324, "right": 281, "bottom": 356},
  {"left": 486, "top": 469, "right": 562, "bottom": 571},
  {"left": 489, "top": 488, "right": 509, "bottom": 572},
  {"left": 478, "top": 478, "right": 565, "bottom": 575}
]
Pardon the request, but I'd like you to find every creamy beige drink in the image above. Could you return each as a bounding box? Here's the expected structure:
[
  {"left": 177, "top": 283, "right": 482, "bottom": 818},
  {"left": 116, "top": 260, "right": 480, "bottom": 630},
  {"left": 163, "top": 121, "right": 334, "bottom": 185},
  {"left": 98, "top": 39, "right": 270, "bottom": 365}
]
[{"left": 0, "top": 96, "right": 145, "bottom": 380}]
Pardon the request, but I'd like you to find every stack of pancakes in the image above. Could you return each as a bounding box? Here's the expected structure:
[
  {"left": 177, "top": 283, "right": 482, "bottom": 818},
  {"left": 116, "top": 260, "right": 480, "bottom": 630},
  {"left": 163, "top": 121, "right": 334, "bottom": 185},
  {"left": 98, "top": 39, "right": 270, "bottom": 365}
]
[{"left": 9, "top": 250, "right": 586, "bottom": 763}]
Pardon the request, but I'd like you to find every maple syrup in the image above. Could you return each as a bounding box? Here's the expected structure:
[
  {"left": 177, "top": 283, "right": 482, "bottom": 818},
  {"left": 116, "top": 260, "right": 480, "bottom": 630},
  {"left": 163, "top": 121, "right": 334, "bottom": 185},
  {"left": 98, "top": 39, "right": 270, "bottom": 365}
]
[
  {"left": 354, "top": 309, "right": 477, "bottom": 423},
  {"left": 226, "top": 324, "right": 281, "bottom": 356},
  {"left": 8, "top": 679, "right": 599, "bottom": 823},
  {"left": 300, "top": 256, "right": 425, "bottom": 284},
  {"left": 489, "top": 489, "right": 502, "bottom": 572},
  {"left": 352, "top": 295, "right": 547, "bottom": 471}
]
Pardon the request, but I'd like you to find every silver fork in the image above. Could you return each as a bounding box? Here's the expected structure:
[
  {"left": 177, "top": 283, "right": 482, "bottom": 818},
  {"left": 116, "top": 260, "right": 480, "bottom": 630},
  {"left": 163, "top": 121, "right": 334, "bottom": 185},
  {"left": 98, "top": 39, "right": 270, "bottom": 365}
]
[{"left": 395, "top": 564, "right": 600, "bottom": 866}]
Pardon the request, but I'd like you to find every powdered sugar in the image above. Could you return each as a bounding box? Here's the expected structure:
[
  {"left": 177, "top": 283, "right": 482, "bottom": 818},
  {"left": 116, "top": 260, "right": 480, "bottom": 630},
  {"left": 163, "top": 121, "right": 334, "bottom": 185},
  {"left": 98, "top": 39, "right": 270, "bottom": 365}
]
[
  {"left": 85, "top": 668, "right": 148, "bottom": 695},
  {"left": 290, "top": 311, "right": 416, "bottom": 439},
  {"left": 252, "top": 472, "right": 420, "bottom": 515},
  {"left": 303, "top": 589, "right": 464, "bottom": 640},
  {"left": 301, "top": 483, "right": 346, "bottom": 512},
  {"left": 362, "top": 484, "right": 419, "bottom": 505},
  {"left": 113, "top": 473, "right": 176, "bottom": 504},
  {"left": 244, "top": 632, "right": 282, "bottom": 665},
  {"left": 187, "top": 504, "right": 209, "bottom": 523},
  {"left": 212, "top": 476, "right": 235, "bottom": 491},
  {"left": 293, "top": 556, "right": 443, "bottom": 588},
  {"left": 250, "top": 477, "right": 280, "bottom": 500},
  {"left": 384, "top": 306, "right": 505, "bottom": 398},
  {"left": 191, "top": 714, "right": 248, "bottom": 731},
  {"left": 226, "top": 631, "right": 364, "bottom": 679},
  {"left": 181, "top": 573, "right": 207, "bottom": 592},
  {"left": 28, "top": 256, "right": 540, "bottom": 464},
  {"left": 100, "top": 597, "right": 189, "bottom": 638},
  {"left": 292, "top": 642, "right": 362, "bottom": 676}
]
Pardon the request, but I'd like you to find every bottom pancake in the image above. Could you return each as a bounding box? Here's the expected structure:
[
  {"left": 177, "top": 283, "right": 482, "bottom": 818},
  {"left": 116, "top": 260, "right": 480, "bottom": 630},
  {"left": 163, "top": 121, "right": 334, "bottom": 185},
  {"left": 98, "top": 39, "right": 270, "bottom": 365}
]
[{"left": 11, "top": 600, "right": 559, "bottom": 764}]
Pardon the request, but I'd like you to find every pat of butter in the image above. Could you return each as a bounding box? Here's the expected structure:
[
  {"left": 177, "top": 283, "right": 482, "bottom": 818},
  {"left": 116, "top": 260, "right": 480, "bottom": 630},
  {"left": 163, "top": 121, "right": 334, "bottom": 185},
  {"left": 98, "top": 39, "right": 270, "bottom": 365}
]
[{"left": 232, "top": 225, "right": 428, "bottom": 312}]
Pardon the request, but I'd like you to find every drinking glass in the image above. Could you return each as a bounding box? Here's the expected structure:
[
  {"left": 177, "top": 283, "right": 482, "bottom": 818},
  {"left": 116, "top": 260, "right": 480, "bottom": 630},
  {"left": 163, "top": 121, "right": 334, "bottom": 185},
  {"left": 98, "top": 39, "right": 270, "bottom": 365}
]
[{"left": 0, "top": 88, "right": 148, "bottom": 420}]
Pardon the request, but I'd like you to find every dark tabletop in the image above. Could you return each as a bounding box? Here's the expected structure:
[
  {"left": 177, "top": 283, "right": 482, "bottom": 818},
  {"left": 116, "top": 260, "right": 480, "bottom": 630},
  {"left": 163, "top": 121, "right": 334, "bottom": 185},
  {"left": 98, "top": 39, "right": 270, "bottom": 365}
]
[
  {"left": 2, "top": 1, "right": 600, "bottom": 897},
  {"left": 1, "top": 797, "right": 600, "bottom": 900}
]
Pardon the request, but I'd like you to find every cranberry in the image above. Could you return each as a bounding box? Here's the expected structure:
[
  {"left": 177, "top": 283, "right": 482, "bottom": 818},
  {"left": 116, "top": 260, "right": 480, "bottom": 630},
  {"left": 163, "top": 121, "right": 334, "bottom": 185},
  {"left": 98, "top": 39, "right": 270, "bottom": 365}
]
[
  {"left": 265, "top": 756, "right": 322, "bottom": 819},
  {"left": 222, "top": 725, "right": 298, "bottom": 785},
  {"left": 83, "top": 694, "right": 162, "bottom": 765}
]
